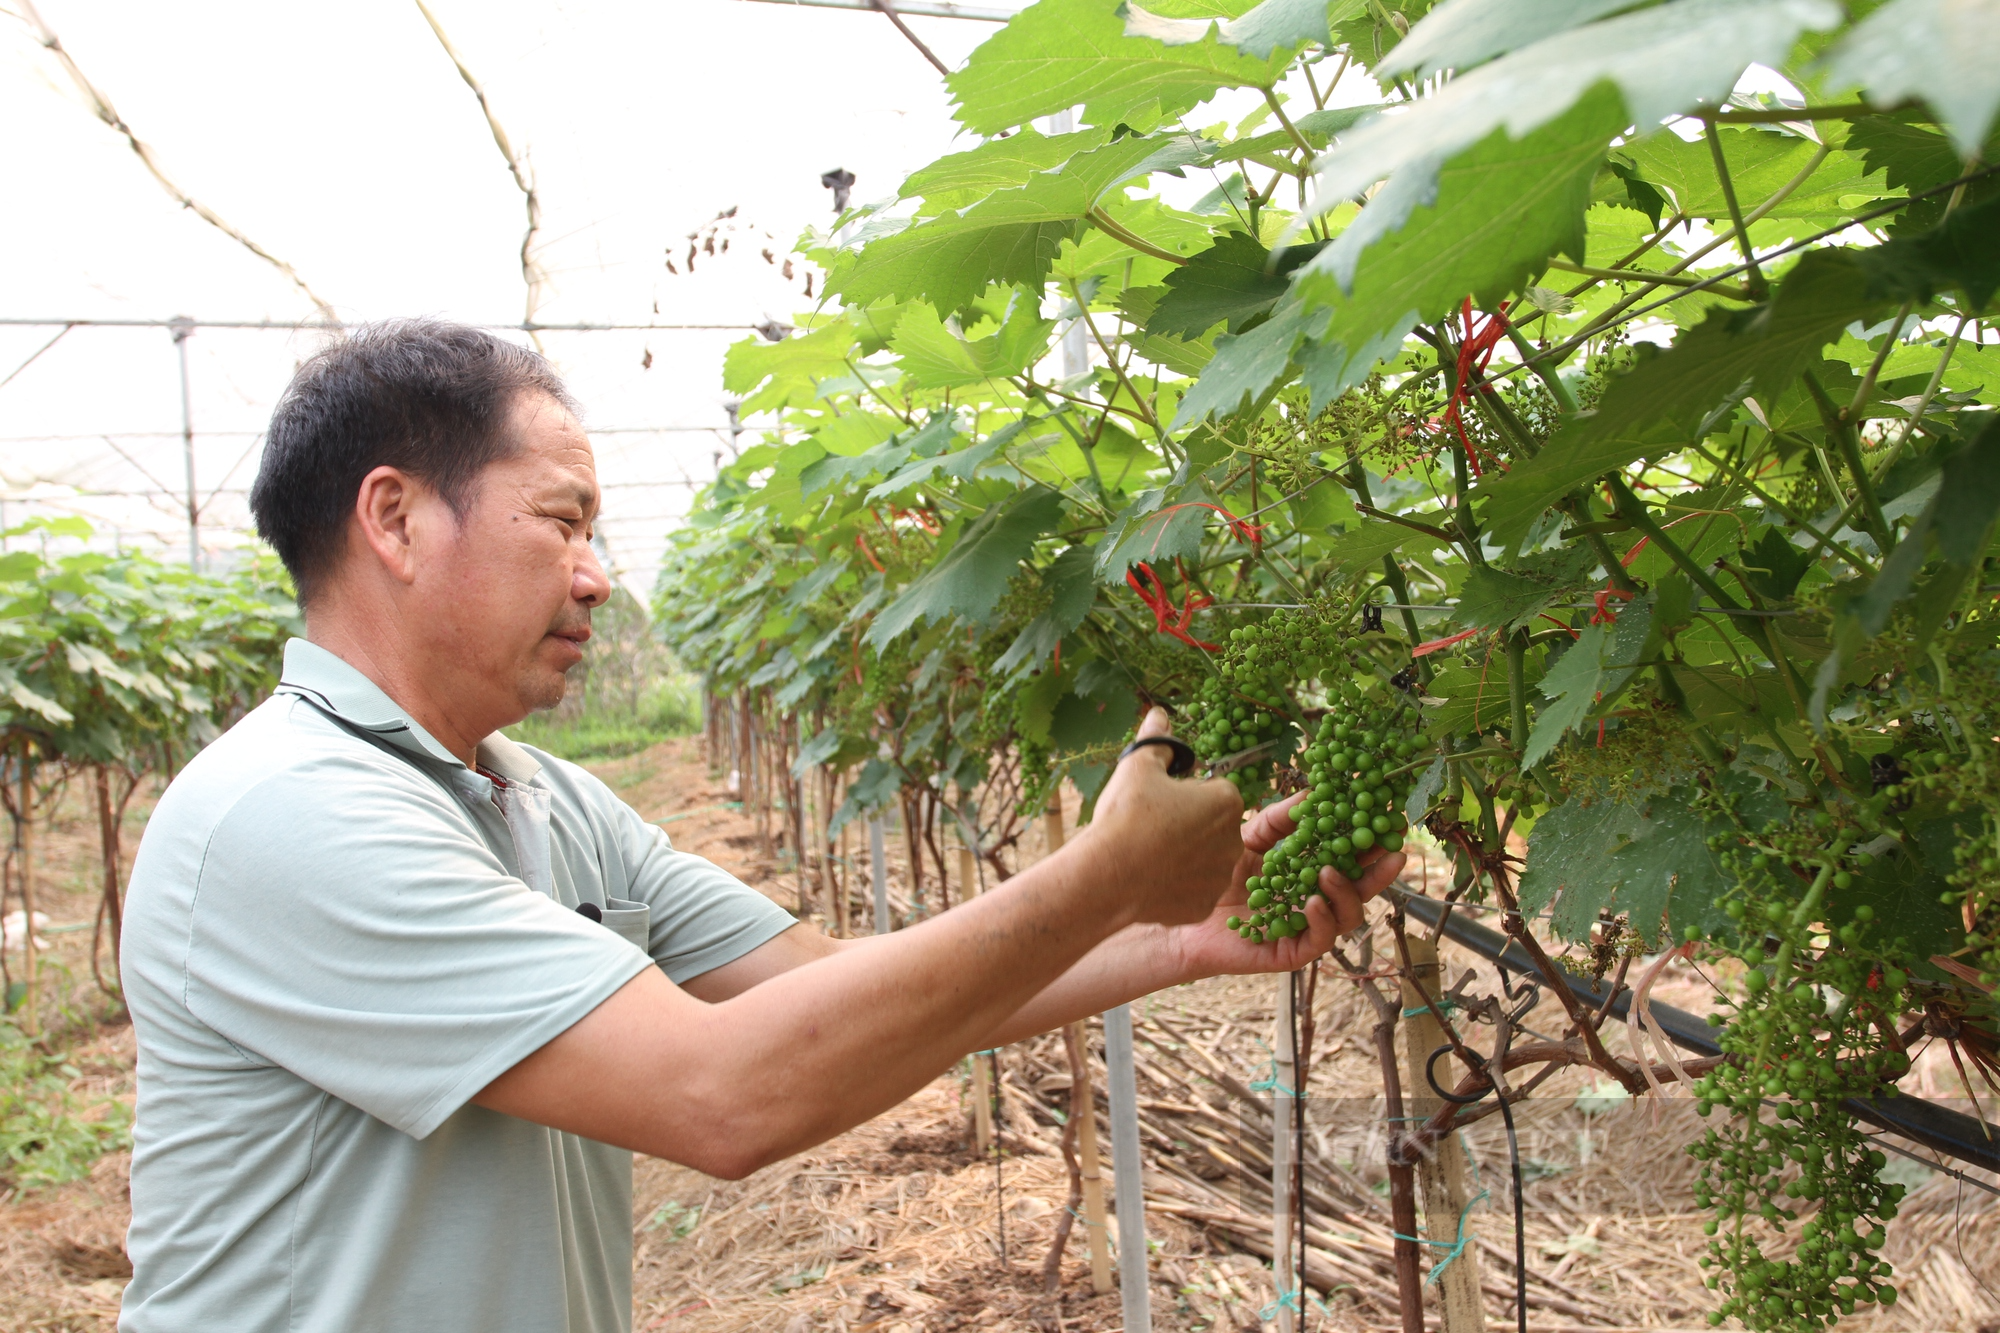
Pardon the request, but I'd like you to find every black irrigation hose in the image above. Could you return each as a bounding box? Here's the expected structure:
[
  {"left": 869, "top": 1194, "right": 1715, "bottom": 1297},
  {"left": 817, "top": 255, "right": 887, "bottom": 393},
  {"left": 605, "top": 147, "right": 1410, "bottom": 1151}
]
[{"left": 1391, "top": 886, "right": 2000, "bottom": 1178}]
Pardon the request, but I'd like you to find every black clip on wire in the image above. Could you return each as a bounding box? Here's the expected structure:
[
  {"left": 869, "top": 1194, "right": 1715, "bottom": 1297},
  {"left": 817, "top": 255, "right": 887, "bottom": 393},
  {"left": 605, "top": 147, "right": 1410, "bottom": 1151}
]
[{"left": 1119, "top": 735, "right": 1198, "bottom": 777}]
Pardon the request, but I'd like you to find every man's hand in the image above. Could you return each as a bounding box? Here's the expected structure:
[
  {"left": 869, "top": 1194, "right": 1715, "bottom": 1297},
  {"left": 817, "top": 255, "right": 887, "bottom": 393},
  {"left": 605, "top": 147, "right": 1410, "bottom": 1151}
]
[
  {"left": 1075, "top": 707, "right": 1244, "bottom": 928},
  {"left": 1169, "top": 788, "right": 1406, "bottom": 979}
]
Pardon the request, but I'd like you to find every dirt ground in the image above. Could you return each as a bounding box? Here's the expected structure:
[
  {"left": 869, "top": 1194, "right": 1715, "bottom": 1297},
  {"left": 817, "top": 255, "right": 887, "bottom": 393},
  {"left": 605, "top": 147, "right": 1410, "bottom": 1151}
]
[{"left": 2, "top": 737, "right": 1997, "bottom": 1333}]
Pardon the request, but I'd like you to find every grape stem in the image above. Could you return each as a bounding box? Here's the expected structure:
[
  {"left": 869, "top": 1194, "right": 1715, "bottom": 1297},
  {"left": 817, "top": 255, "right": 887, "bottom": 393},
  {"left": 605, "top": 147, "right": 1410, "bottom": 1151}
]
[
  {"left": 1495, "top": 884, "right": 1650, "bottom": 1094},
  {"left": 1337, "top": 935, "right": 1428, "bottom": 1329},
  {"left": 1753, "top": 860, "right": 1839, "bottom": 1074}
]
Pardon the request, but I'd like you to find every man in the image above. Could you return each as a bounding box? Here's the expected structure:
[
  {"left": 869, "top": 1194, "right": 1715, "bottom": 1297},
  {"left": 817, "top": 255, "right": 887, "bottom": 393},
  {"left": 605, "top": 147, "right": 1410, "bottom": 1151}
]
[{"left": 120, "top": 319, "right": 1401, "bottom": 1332}]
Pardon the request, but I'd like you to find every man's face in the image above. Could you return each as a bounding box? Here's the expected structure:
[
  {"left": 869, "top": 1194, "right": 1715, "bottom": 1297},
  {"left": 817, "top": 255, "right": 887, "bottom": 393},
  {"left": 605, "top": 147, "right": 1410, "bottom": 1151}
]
[{"left": 418, "top": 393, "right": 611, "bottom": 728}]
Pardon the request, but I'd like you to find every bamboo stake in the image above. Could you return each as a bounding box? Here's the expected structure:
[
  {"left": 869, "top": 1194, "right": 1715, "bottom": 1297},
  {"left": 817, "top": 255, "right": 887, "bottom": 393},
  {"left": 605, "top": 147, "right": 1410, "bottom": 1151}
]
[
  {"left": 1400, "top": 934, "right": 1487, "bottom": 1332},
  {"left": 93, "top": 765, "right": 123, "bottom": 995},
  {"left": 1272, "top": 973, "right": 1298, "bottom": 1333},
  {"left": 970, "top": 1054, "right": 996, "bottom": 1154},
  {"left": 1046, "top": 796, "right": 1113, "bottom": 1293}
]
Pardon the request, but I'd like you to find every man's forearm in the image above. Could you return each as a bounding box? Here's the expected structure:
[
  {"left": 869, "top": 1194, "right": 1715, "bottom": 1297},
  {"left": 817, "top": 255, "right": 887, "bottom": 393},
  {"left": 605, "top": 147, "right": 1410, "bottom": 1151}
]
[
  {"left": 980, "top": 922, "right": 1192, "bottom": 1046},
  {"left": 479, "top": 717, "right": 1250, "bottom": 1176},
  {"left": 481, "top": 826, "right": 1182, "bottom": 1176}
]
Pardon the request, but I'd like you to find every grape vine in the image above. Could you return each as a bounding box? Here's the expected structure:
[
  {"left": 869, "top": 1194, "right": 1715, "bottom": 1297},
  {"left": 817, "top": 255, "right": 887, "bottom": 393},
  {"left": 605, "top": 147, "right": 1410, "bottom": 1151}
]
[{"left": 657, "top": 0, "right": 2000, "bottom": 1325}]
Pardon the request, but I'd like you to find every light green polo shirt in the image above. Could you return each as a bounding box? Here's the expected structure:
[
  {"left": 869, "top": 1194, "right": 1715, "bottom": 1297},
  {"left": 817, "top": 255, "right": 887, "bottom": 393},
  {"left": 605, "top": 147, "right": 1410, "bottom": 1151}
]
[{"left": 120, "top": 639, "right": 794, "bottom": 1333}]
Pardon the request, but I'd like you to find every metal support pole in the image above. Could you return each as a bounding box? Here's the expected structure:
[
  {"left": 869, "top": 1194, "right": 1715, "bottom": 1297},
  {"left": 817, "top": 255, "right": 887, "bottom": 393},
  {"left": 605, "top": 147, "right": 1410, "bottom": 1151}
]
[
  {"left": 1104, "top": 1003, "right": 1150, "bottom": 1331},
  {"left": 869, "top": 816, "right": 889, "bottom": 935},
  {"left": 170, "top": 316, "right": 198, "bottom": 570},
  {"left": 1048, "top": 109, "right": 1094, "bottom": 386}
]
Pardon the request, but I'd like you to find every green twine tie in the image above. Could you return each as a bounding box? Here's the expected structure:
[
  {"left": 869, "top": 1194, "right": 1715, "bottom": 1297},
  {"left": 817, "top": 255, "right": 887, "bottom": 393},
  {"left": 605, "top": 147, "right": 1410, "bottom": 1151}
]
[{"left": 1393, "top": 1187, "right": 1490, "bottom": 1287}]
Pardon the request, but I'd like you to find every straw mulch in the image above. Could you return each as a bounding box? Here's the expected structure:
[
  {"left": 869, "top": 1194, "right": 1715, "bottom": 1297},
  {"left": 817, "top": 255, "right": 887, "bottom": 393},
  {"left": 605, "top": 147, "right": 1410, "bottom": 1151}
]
[{"left": 622, "top": 942, "right": 2000, "bottom": 1333}]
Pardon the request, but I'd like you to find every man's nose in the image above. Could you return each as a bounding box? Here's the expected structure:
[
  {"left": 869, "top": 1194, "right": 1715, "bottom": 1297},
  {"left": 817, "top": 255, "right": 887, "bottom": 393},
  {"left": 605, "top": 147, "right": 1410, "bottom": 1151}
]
[{"left": 576, "top": 534, "right": 613, "bottom": 608}]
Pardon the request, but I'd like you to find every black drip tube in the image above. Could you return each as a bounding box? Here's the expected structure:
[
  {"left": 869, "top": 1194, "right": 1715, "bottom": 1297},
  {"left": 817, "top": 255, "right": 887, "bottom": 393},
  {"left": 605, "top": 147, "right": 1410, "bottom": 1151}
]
[{"left": 1391, "top": 887, "right": 2000, "bottom": 1178}]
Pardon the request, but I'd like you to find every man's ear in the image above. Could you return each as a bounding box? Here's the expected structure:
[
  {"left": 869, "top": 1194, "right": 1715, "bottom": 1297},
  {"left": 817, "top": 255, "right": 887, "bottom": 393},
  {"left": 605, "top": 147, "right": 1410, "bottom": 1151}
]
[{"left": 352, "top": 466, "right": 430, "bottom": 586}]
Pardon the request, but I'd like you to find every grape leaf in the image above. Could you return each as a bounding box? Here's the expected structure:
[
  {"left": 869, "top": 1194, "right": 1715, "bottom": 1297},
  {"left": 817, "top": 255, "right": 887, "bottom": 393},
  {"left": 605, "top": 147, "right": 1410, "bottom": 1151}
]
[
  {"left": 1051, "top": 679, "right": 1142, "bottom": 751},
  {"left": 1481, "top": 194, "right": 2000, "bottom": 548},
  {"left": 1621, "top": 127, "right": 1890, "bottom": 221},
  {"left": 864, "top": 434, "right": 1009, "bottom": 501},
  {"left": 1380, "top": 0, "right": 1646, "bottom": 79},
  {"left": 1168, "top": 299, "right": 1328, "bottom": 427},
  {"left": 1147, "top": 231, "right": 1329, "bottom": 338},
  {"left": 1051, "top": 196, "right": 1216, "bottom": 287},
  {"left": 1864, "top": 189, "right": 2000, "bottom": 311},
  {"left": 1454, "top": 546, "right": 1595, "bottom": 631},
  {"left": 1294, "top": 85, "right": 1621, "bottom": 372},
  {"left": 1404, "top": 755, "right": 1448, "bottom": 824},
  {"left": 1844, "top": 114, "right": 1966, "bottom": 196},
  {"left": 868, "top": 487, "right": 1068, "bottom": 649},
  {"left": 793, "top": 725, "right": 848, "bottom": 778},
  {"left": 1125, "top": 325, "right": 1218, "bottom": 375},
  {"left": 1822, "top": 0, "right": 2000, "bottom": 157},
  {"left": 828, "top": 758, "right": 906, "bottom": 838},
  {"left": 1094, "top": 488, "right": 1225, "bottom": 578},
  {"left": 801, "top": 415, "right": 959, "bottom": 497},
  {"left": 891, "top": 299, "right": 1055, "bottom": 389},
  {"left": 1520, "top": 785, "right": 1737, "bottom": 947},
  {"left": 901, "top": 126, "right": 1111, "bottom": 214},
  {"left": 832, "top": 133, "right": 1209, "bottom": 314},
  {"left": 1870, "top": 812, "right": 1985, "bottom": 971},
  {"left": 996, "top": 544, "right": 1100, "bottom": 675},
  {"left": 1123, "top": 0, "right": 1361, "bottom": 58},
  {"left": 1321, "top": 508, "right": 1455, "bottom": 574},
  {"left": 947, "top": 0, "right": 1289, "bottom": 136},
  {"left": 1520, "top": 600, "right": 1652, "bottom": 770},
  {"left": 723, "top": 321, "right": 859, "bottom": 414},
  {"left": 1422, "top": 649, "right": 1523, "bottom": 740},
  {"left": 1477, "top": 253, "right": 1881, "bottom": 547},
  {"left": 1306, "top": 0, "right": 1840, "bottom": 208},
  {"left": 1849, "top": 413, "right": 2000, "bottom": 636}
]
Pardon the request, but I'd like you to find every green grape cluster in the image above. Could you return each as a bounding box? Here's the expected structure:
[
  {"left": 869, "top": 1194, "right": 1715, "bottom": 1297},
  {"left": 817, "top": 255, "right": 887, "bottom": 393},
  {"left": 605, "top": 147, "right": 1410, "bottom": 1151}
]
[
  {"left": 1186, "top": 672, "right": 1292, "bottom": 803},
  {"left": 1226, "top": 688, "right": 1419, "bottom": 943},
  {"left": 1686, "top": 815, "right": 1915, "bottom": 1331},
  {"left": 1187, "top": 613, "right": 1338, "bottom": 802}
]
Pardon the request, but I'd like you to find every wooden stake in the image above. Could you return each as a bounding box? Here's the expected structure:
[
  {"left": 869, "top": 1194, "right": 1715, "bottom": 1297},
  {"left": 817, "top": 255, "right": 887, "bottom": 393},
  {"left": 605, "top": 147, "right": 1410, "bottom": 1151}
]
[
  {"left": 1400, "top": 935, "right": 1486, "bottom": 1332},
  {"left": 970, "top": 1053, "right": 995, "bottom": 1154},
  {"left": 1272, "top": 973, "right": 1298, "bottom": 1333},
  {"left": 93, "top": 765, "right": 123, "bottom": 995}
]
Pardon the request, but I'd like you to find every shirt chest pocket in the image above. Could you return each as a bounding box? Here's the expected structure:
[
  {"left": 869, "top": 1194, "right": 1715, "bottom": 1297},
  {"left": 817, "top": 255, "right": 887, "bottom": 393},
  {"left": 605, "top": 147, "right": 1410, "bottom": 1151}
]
[{"left": 598, "top": 897, "right": 651, "bottom": 954}]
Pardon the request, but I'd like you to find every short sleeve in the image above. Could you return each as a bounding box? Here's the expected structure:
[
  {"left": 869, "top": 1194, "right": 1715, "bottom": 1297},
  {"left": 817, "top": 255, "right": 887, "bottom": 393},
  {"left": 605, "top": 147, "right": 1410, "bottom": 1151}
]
[
  {"left": 183, "top": 758, "right": 652, "bottom": 1140},
  {"left": 537, "top": 755, "right": 797, "bottom": 981}
]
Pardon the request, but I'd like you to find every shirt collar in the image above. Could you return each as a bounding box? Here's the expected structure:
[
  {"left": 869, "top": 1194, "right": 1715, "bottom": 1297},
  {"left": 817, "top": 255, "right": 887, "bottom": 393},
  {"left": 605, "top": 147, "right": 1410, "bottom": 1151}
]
[{"left": 274, "top": 638, "right": 542, "bottom": 784}]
